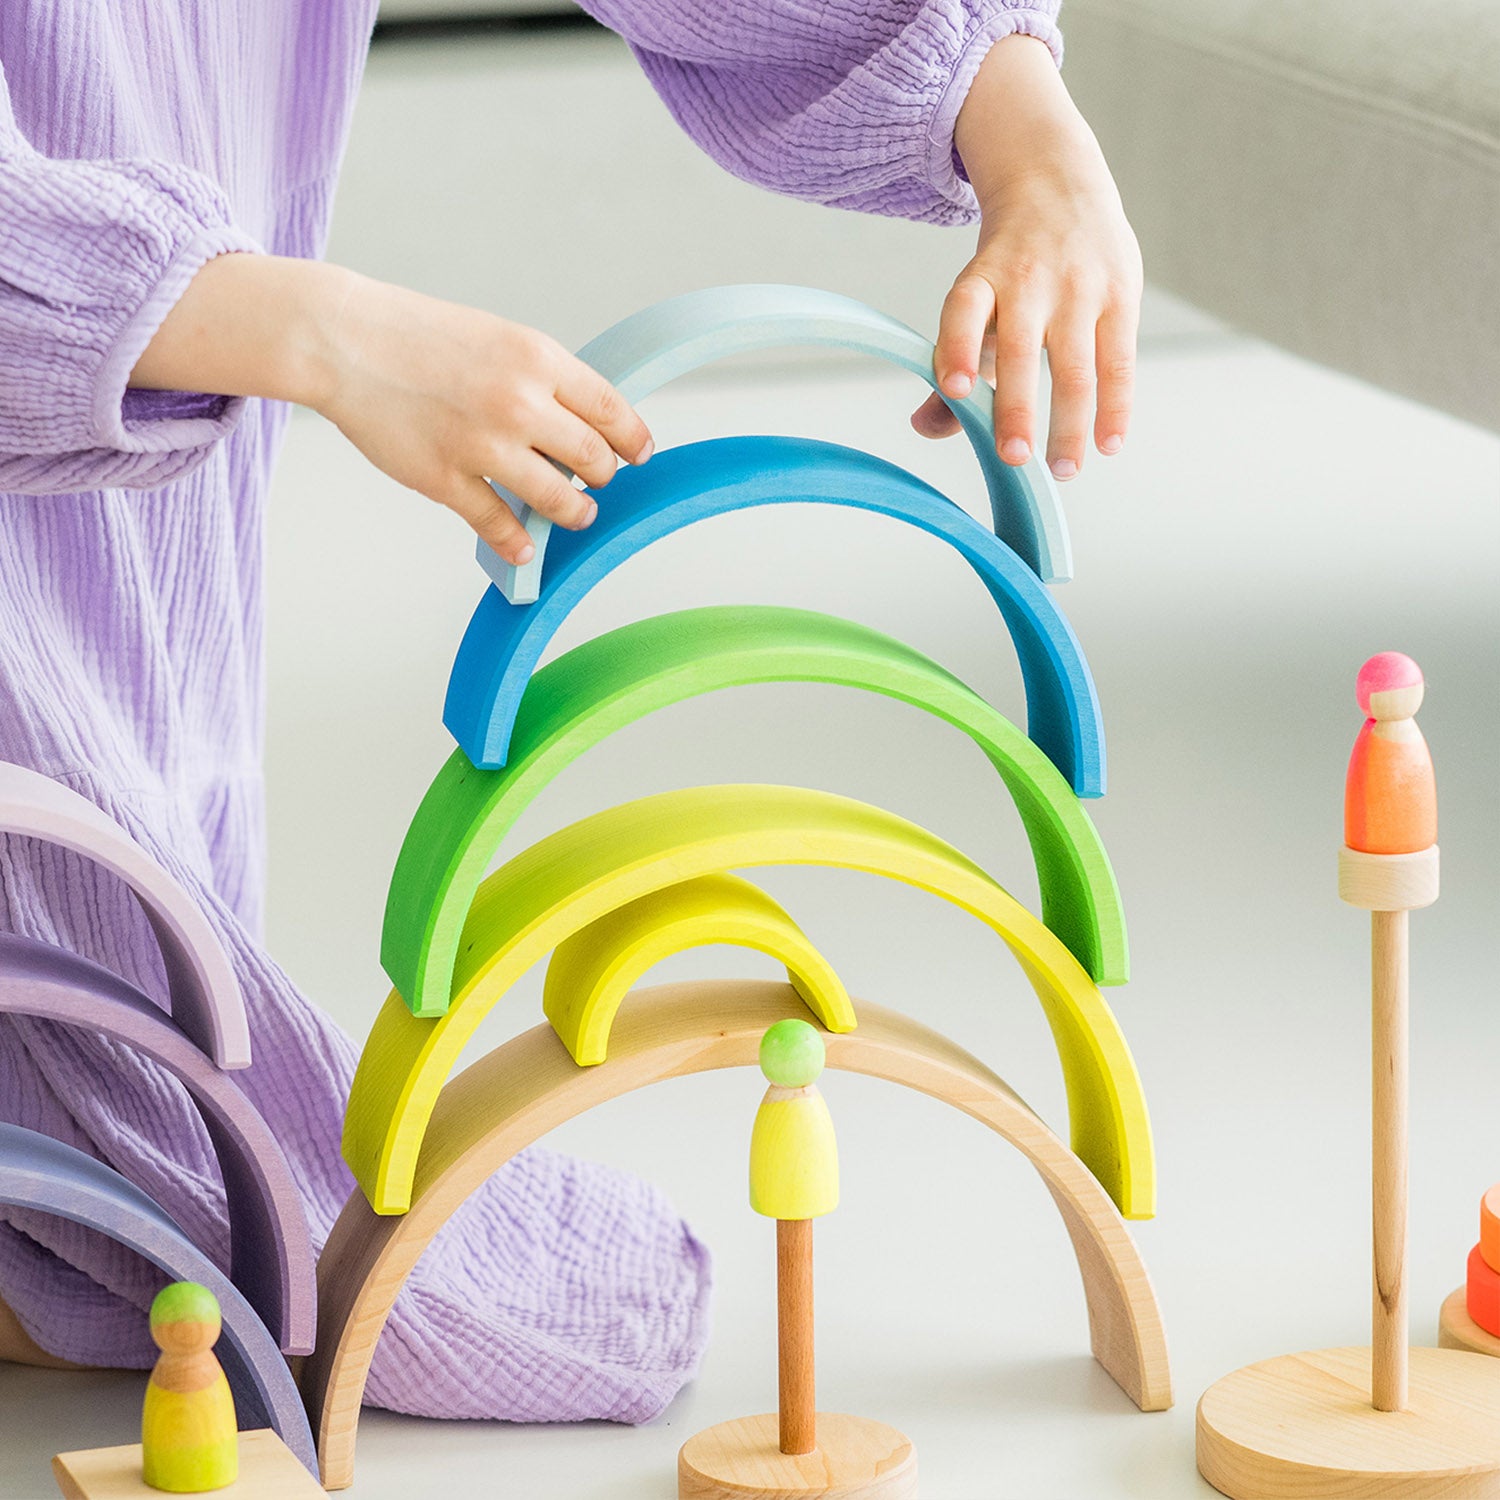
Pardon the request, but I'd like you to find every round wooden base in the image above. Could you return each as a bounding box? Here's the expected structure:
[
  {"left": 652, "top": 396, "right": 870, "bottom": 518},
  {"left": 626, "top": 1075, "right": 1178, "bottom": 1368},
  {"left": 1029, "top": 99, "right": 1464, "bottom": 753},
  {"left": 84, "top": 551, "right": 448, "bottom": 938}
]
[
  {"left": 678, "top": 1413, "right": 917, "bottom": 1500},
  {"left": 1197, "top": 1346, "right": 1500, "bottom": 1498},
  {"left": 1440, "top": 1288, "right": 1500, "bottom": 1359}
]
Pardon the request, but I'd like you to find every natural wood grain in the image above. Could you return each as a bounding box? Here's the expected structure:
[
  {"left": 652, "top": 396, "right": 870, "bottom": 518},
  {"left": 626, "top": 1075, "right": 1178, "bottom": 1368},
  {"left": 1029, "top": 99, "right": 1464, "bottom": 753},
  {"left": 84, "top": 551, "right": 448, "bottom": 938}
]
[
  {"left": 677, "top": 1411, "right": 917, "bottom": 1500},
  {"left": 310, "top": 982, "right": 1170, "bottom": 1490},
  {"left": 1196, "top": 1346, "right": 1500, "bottom": 1498},
  {"left": 52, "top": 1430, "right": 324, "bottom": 1499},
  {"left": 545, "top": 875, "right": 854, "bottom": 1066},
  {"left": 1337, "top": 846, "right": 1440, "bottom": 912},
  {"left": 482, "top": 282, "right": 1070, "bottom": 604},
  {"left": 777, "top": 1219, "right": 816, "bottom": 1456},
  {"left": 445, "top": 436, "right": 1103, "bottom": 795},
  {"left": 388, "top": 603, "right": 1127, "bottom": 1021},
  {"left": 1370, "top": 908, "right": 1408, "bottom": 1412},
  {"left": 0, "top": 1124, "right": 316, "bottom": 1477},
  {"left": 347, "top": 785, "right": 1154, "bottom": 1219},
  {"left": 0, "top": 761, "right": 248, "bottom": 1068},
  {"left": 0, "top": 933, "right": 316, "bottom": 1353},
  {"left": 1440, "top": 1287, "right": 1500, "bottom": 1358}
]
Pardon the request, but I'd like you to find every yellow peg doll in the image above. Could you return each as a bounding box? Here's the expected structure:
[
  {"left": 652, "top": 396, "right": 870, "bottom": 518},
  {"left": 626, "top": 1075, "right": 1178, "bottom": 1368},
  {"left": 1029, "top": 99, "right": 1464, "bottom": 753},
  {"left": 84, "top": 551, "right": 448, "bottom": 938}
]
[
  {"left": 750, "top": 1018, "right": 839, "bottom": 1458},
  {"left": 677, "top": 1018, "right": 916, "bottom": 1499},
  {"left": 142, "top": 1282, "right": 237, "bottom": 1493}
]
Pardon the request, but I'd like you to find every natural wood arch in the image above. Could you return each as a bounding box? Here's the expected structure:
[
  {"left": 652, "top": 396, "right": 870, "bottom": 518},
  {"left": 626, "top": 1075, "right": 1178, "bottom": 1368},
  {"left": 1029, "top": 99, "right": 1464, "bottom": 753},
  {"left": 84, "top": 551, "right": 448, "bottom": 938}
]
[
  {"left": 0, "top": 1123, "right": 317, "bottom": 1476},
  {"left": 345, "top": 785, "right": 1154, "bottom": 1219},
  {"left": 443, "top": 436, "right": 1105, "bottom": 796},
  {"left": 387, "top": 604, "right": 1125, "bottom": 1021},
  {"left": 308, "top": 982, "right": 1171, "bottom": 1492},
  {"left": 543, "top": 873, "right": 856, "bottom": 1065},
  {"left": 0, "top": 933, "right": 315, "bottom": 1352},
  {"left": 485, "top": 283, "right": 1070, "bottom": 603},
  {"left": 0, "top": 761, "right": 248, "bottom": 1068}
]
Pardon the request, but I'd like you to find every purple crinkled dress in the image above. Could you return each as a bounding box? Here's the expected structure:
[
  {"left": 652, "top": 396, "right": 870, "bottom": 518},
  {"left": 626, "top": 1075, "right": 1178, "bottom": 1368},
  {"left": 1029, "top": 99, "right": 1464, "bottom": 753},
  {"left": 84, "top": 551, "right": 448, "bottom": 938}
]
[{"left": 0, "top": 0, "right": 1059, "bottom": 1422}]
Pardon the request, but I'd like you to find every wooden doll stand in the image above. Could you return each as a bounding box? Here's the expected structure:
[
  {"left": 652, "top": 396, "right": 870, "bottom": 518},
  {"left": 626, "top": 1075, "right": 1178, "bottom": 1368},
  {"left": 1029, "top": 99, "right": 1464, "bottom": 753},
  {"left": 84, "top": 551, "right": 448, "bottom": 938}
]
[
  {"left": 679, "top": 1412, "right": 916, "bottom": 1500},
  {"left": 53, "top": 1430, "right": 324, "bottom": 1499}
]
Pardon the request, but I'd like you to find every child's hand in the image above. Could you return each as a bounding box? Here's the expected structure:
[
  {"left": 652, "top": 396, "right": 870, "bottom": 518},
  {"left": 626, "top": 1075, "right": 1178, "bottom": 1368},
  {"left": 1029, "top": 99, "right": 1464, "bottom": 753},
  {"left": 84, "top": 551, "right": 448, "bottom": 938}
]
[
  {"left": 315, "top": 277, "right": 652, "bottom": 565},
  {"left": 130, "top": 256, "right": 652, "bottom": 565},
  {"left": 912, "top": 34, "right": 1142, "bottom": 483}
]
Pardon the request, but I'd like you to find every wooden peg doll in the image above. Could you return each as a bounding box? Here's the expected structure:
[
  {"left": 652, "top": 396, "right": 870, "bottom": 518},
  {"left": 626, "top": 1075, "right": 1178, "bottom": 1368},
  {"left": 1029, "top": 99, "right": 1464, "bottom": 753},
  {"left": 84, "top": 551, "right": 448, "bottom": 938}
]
[
  {"left": 750, "top": 1018, "right": 838, "bottom": 1457},
  {"left": 1345, "top": 650, "right": 1436, "bottom": 856},
  {"left": 142, "top": 1282, "right": 237, "bottom": 1493}
]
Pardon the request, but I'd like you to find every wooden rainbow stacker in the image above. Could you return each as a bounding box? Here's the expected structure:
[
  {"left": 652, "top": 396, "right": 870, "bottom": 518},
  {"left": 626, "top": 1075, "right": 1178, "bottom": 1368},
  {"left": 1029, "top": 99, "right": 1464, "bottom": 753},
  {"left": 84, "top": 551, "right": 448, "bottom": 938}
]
[{"left": 1196, "top": 653, "right": 1500, "bottom": 1498}]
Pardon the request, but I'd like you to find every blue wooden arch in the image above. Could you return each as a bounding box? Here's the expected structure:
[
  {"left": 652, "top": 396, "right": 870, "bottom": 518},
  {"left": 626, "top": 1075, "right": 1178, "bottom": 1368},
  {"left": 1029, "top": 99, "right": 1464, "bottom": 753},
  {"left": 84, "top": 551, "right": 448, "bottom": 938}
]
[
  {"left": 482, "top": 284, "right": 1071, "bottom": 602},
  {"left": 446, "top": 435, "right": 1105, "bottom": 796}
]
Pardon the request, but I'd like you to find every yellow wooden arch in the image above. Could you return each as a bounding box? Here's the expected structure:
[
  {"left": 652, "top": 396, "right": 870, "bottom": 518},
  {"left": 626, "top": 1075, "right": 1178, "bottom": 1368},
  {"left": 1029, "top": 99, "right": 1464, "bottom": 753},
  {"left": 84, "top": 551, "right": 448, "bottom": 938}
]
[
  {"left": 543, "top": 873, "right": 856, "bottom": 1065},
  {"left": 343, "top": 785, "right": 1154, "bottom": 1220},
  {"left": 309, "top": 983, "right": 1171, "bottom": 1491}
]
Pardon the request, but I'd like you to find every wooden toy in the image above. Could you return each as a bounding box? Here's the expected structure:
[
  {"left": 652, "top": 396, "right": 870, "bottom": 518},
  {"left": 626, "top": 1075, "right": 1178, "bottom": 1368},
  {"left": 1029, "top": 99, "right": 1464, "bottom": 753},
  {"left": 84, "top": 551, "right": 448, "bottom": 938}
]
[
  {"left": 0, "top": 1123, "right": 317, "bottom": 1476},
  {"left": 1440, "top": 1288, "right": 1500, "bottom": 1358},
  {"left": 343, "top": 783, "right": 1154, "bottom": 1218},
  {"left": 444, "top": 436, "right": 1106, "bottom": 796},
  {"left": 140, "top": 1282, "right": 237, "bottom": 1492},
  {"left": 482, "top": 283, "right": 1070, "bottom": 605},
  {"left": 1468, "top": 1245, "right": 1500, "bottom": 1337},
  {"left": 387, "top": 605, "right": 1125, "bottom": 1022},
  {"left": 53, "top": 1431, "right": 325, "bottom": 1500},
  {"left": 1196, "top": 654, "right": 1500, "bottom": 1498},
  {"left": 0, "top": 761, "right": 248, "bottom": 1068},
  {"left": 0, "top": 932, "right": 315, "bottom": 1353},
  {"left": 677, "top": 1018, "right": 917, "bottom": 1499},
  {"left": 543, "top": 874, "right": 856, "bottom": 1066},
  {"left": 1437, "top": 1185, "right": 1500, "bottom": 1358},
  {"left": 1483, "top": 1184, "right": 1500, "bottom": 1271},
  {"left": 304, "top": 980, "right": 1170, "bottom": 1491}
]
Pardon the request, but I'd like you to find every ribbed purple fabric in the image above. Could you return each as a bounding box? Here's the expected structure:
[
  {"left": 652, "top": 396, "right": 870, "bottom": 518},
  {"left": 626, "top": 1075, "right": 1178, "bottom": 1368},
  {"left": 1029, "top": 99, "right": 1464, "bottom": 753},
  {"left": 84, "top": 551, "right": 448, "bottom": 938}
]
[{"left": 0, "top": 0, "right": 1058, "bottom": 1422}]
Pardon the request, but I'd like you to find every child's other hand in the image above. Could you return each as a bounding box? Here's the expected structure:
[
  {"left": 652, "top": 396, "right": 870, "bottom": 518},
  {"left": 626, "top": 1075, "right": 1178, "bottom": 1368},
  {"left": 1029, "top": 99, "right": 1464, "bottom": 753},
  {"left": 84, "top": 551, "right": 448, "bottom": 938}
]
[
  {"left": 317, "top": 277, "right": 652, "bottom": 565},
  {"left": 911, "top": 34, "right": 1142, "bottom": 484}
]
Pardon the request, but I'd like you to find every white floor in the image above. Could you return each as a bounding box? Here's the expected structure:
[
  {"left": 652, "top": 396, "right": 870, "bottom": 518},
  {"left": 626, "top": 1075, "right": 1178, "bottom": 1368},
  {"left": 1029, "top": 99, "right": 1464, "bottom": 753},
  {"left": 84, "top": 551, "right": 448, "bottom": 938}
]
[{"left": 4, "top": 22, "right": 1499, "bottom": 1500}]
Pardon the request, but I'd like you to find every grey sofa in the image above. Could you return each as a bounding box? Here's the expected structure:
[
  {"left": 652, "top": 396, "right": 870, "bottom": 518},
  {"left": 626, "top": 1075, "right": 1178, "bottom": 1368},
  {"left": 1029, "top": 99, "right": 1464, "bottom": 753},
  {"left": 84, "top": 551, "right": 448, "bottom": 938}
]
[{"left": 1062, "top": 0, "right": 1500, "bottom": 432}]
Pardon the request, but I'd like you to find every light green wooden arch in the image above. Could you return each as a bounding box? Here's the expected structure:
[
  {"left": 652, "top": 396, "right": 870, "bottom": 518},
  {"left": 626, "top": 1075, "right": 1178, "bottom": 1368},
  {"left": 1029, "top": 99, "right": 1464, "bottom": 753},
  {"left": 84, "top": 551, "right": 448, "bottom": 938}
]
[
  {"left": 346, "top": 785, "right": 1153, "bottom": 1220},
  {"left": 543, "top": 873, "right": 857, "bottom": 1065},
  {"left": 383, "top": 605, "right": 1127, "bottom": 1020}
]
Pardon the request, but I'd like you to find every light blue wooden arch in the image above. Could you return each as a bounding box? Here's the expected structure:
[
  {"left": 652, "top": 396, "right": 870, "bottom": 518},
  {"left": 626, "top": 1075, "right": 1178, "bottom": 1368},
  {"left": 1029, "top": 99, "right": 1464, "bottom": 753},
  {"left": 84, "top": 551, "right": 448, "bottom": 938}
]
[
  {"left": 0, "top": 1123, "right": 318, "bottom": 1476},
  {"left": 482, "top": 283, "right": 1071, "bottom": 602},
  {"left": 445, "top": 436, "right": 1105, "bottom": 797}
]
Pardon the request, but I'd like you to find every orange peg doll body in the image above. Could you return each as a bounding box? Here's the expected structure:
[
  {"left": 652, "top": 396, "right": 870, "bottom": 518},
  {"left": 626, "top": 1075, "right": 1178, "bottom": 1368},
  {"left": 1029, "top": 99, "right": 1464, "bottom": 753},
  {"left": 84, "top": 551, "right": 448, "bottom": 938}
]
[{"left": 1344, "top": 652, "right": 1437, "bottom": 856}]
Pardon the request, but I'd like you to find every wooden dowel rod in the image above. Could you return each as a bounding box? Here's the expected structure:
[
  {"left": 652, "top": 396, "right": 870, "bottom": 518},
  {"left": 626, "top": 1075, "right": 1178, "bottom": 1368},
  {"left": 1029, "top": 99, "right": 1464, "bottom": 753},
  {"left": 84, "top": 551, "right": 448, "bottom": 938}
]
[
  {"left": 777, "top": 1217, "right": 816, "bottom": 1455},
  {"left": 1371, "top": 907, "right": 1409, "bottom": 1413}
]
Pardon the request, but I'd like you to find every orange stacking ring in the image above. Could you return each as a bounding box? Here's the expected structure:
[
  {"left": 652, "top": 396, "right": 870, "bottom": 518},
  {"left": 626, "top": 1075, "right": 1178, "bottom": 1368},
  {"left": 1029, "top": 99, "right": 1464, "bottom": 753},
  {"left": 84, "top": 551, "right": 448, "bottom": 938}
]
[
  {"left": 1480, "top": 1185, "right": 1500, "bottom": 1274},
  {"left": 1467, "top": 1244, "right": 1500, "bottom": 1339}
]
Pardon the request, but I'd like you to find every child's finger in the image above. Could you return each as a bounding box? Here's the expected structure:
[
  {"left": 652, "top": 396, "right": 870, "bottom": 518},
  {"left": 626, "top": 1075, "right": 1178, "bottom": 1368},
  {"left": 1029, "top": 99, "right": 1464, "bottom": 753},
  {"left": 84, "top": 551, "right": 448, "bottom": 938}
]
[
  {"left": 934, "top": 273, "right": 994, "bottom": 398},
  {"left": 494, "top": 450, "right": 597, "bottom": 530},
  {"left": 445, "top": 474, "right": 537, "bottom": 567},
  {"left": 1043, "top": 313, "right": 1098, "bottom": 481},
  {"left": 910, "top": 389, "right": 963, "bottom": 438},
  {"left": 532, "top": 407, "right": 622, "bottom": 489},
  {"left": 1094, "top": 301, "right": 1137, "bottom": 455},
  {"left": 991, "top": 303, "right": 1043, "bottom": 466},
  {"left": 555, "top": 361, "right": 654, "bottom": 465}
]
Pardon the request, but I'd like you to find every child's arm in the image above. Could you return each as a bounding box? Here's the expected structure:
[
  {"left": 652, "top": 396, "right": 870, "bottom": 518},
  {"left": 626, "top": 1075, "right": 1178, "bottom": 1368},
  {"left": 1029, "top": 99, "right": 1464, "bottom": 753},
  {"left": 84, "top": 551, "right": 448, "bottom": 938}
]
[
  {"left": 129, "top": 255, "right": 653, "bottom": 568},
  {"left": 577, "top": 0, "right": 1139, "bottom": 481}
]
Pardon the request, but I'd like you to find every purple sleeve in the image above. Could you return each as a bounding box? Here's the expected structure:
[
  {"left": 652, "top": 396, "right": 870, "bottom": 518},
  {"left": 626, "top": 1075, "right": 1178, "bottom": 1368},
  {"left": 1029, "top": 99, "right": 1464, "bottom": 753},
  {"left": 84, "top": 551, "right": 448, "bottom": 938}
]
[
  {"left": 576, "top": 0, "right": 1062, "bottom": 226},
  {"left": 0, "top": 81, "right": 259, "bottom": 495}
]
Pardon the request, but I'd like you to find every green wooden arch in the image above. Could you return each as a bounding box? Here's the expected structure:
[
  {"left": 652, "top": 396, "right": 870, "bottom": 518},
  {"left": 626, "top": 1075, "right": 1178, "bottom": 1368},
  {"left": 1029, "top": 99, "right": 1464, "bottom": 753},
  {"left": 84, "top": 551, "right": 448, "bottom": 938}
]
[
  {"left": 543, "top": 873, "right": 857, "bottom": 1065},
  {"left": 383, "top": 606, "right": 1127, "bottom": 1020},
  {"left": 346, "top": 784, "right": 1153, "bottom": 1220}
]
